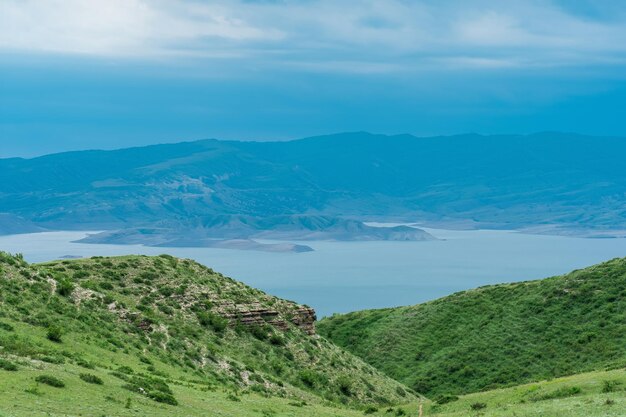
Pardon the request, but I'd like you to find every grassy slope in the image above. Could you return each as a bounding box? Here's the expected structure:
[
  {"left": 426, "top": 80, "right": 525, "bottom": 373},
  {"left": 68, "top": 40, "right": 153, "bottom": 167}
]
[
  {"left": 319, "top": 257, "right": 626, "bottom": 397},
  {"left": 395, "top": 368, "right": 626, "bottom": 417},
  {"left": 0, "top": 252, "right": 413, "bottom": 416}
]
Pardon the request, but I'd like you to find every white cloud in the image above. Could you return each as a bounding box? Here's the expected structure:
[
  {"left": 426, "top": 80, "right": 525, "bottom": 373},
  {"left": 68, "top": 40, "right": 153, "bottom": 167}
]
[
  {"left": 1, "top": 0, "right": 626, "bottom": 71},
  {"left": 0, "top": 0, "right": 282, "bottom": 56}
]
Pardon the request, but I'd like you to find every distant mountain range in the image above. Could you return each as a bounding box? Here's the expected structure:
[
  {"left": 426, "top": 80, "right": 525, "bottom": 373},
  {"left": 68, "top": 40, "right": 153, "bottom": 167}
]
[{"left": 1, "top": 132, "right": 625, "bottom": 248}]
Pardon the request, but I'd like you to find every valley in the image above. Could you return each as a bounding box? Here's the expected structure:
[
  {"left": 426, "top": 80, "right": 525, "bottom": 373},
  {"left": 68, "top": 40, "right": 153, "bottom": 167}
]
[{"left": 1, "top": 253, "right": 626, "bottom": 416}]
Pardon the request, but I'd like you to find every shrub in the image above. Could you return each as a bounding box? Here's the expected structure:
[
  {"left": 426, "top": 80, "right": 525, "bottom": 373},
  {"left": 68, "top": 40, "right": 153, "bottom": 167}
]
[
  {"left": 35, "top": 375, "right": 65, "bottom": 388},
  {"left": 149, "top": 391, "right": 178, "bottom": 405},
  {"left": 99, "top": 282, "right": 114, "bottom": 290},
  {"left": 117, "top": 365, "right": 134, "bottom": 374},
  {"left": 72, "top": 270, "right": 89, "bottom": 279},
  {"left": 197, "top": 312, "right": 228, "bottom": 333},
  {"left": 39, "top": 355, "right": 65, "bottom": 364},
  {"left": 336, "top": 375, "right": 353, "bottom": 396},
  {"left": 56, "top": 279, "right": 75, "bottom": 297},
  {"left": 269, "top": 333, "right": 285, "bottom": 346},
  {"left": 364, "top": 405, "right": 378, "bottom": 414},
  {"left": 470, "top": 402, "right": 487, "bottom": 411},
  {"left": 0, "top": 322, "right": 14, "bottom": 332},
  {"left": 531, "top": 386, "right": 581, "bottom": 401},
  {"left": 158, "top": 287, "right": 174, "bottom": 297},
  {"left": 248, "top": 324, "right": 269, "bottom": 341},
  {"left": 226, "top": 392, "right": 241, "bottom": 402},
  {"left": 122, "top": 374, "right": 177, "bottom": 405},
  {"left": 76, "top": 359, "right": 95, "bottom": 369},
  {"left": 435, "top": 393, "right": 459, "bottom": 404},
  {"left": 299, "top": 370, "right": 318, "bottom": 388},
  {"left": 46, "top": 325, "right": 63, "bottom": 343},
  {"left": 602, "top": 380, "right": 622, "bottom": 393},
  {"left": 0, "top": 358, "right": 18, "bottom": 371},
  {"left": 80, "top": 373, "right": 103, "bottom": 385}
]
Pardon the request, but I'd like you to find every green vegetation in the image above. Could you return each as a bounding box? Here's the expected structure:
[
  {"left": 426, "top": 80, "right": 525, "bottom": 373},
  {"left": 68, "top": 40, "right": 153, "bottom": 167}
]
[
  {"left": 0, "top": 358, "right": 18, "bottom": 371},
  {"left": 319, "top": 257, "right": 626, "bottom": 397},
  {"left": 35, "top": 375, "right": 65, "bottom": 388},
  {"left": 419, "top": 367, "right": 626, "bottom": 417},
  {"left": 0, "top": 252, "right": 412, "bottom": 415},
  {"left": 2, "top": 251, "right": 626, "bottom": 416},
  {"left": 79, "top": 373, "right": 103, "bottom": 385}
]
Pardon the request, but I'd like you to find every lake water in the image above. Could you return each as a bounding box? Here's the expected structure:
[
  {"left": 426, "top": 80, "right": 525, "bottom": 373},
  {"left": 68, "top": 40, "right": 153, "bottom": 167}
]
[{"left": 2, "top": 229, "right": 626, "bottom": 317}]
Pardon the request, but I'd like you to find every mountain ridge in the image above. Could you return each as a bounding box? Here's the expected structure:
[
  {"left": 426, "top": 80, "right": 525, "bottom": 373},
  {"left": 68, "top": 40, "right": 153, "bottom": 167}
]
[{"left": 1, "top": 132, "right": 625, "bottom": 247}]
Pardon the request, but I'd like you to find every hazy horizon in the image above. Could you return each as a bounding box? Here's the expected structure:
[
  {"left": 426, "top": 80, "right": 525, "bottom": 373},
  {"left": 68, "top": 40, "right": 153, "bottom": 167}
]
[
  {"left": 3, "top": 130, "right": 626, "bottom": 159},
  {"left": 3, "top": 1, "right": 626, "bottom": 156}
]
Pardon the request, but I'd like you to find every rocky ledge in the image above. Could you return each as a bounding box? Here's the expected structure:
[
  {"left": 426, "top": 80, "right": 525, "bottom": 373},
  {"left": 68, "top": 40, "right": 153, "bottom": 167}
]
[{"left": 218, "top": 302, "right": 317, "bottom": 335}]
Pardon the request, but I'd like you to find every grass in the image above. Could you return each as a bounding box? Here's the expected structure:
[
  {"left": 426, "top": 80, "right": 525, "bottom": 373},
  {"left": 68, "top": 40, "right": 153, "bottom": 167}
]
[
  {"left": 319, "top": 257, "right": 626, "bottom": 397},
  {"left": 418, "top": 368, "right": 626, "bottom": 417},
  {"left": 0, "top": 358, "right": 371, "bottom": 417},
  {"left": 2, "top": 251, "right": 626, "bottom": 415},
  {"left": 0, "top": 252, "right": 412, "bottom": 414},
  {"left": 1, "top": 352, "right": 625, "bottom": 416}
]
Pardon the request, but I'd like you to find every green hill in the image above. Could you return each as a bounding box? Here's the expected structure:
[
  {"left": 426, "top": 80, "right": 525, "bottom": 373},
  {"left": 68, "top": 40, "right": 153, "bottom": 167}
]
[
  {"left": 387, "top": 367, "right": 626, "bottom": 417},
  {"left": 318, "top": 257, "right": 626, "bottom": 398},
  {"left": 0, "top": 252, "right": 414, "bottom": 416}
]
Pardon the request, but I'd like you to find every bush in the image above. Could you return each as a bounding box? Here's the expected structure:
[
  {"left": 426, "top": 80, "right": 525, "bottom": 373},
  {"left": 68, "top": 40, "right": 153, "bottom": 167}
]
[
  {"left": 299, "top": 370, "right": 318, "bottom": 388},
  {"left": 363, "top": 405, "right": 378, "bottom": 414},
  {"left": 56, "top": 279, "right": 75, "bottom": 297},
  {"left": 197, "top": 312, "right": 228, "bottom": 333},
  {"left": 470, "top": 402, "right": 487, "bottom": 411},
  {"left": 602, "top": 380, "right": 622, "bottom": 393},
  {"left": 46, "top": 325, "right": 63, "bottom": 343},
  {"left": 35, "top": 375, "right": 65, "bottom": 388},
  {"left": 39, "top": 355, "right": 65, "bottom": 364},
  {"left": 149, "top": 391, "right": 178, "bottom": 405},
  {"left": 336, "top": 375, "right": 353, "bottom": 396},
  {"left": 0, "top": 358, "right": 18, "bottom": 371},
  {"left": 435, "top": 393, "right": 459, "bottom": 404},
  {"left": 0, "top": 322, "right": 14, "bottom": 332},
  {"left": 80, "top": 373, "right": 103, "bottom": 385},
  {"left": 531, "top": 386, "right": 581, "bottom": 401},
  {"left": 269, "top": 333, "right": 285, "bottom": 346},
  {"left": 76, "top": 358, "right": 95, "bottom": 369},
  {"left": 248, "top": 324, "right": 269, "bottom": 341},
  {"left": 122, "top": 374, "right": 177, "bottom": 405}
]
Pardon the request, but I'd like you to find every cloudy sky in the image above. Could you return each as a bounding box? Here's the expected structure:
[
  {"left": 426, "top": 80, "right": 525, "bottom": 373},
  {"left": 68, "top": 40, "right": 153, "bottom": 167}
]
[{"left": 1, "top": 0, "right": 626, "bottom": 156}]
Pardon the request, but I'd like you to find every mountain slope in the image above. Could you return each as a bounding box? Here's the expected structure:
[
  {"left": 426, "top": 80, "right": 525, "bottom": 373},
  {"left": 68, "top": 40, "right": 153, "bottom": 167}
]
[
  {"left": 1, "top": 132, "right": 625, "bottom": 240},
  {"left": 318, "top": 257, "right": 626, "bottom": 397},
  {"left": 0, "top": 252, "right": 414, "bottom": 415},
  {"left": 392, "top": 368, "right": 626, "bottom": 417}
]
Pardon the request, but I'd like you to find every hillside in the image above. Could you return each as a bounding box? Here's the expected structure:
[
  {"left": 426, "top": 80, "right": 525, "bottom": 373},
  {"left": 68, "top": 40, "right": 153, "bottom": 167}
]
[
  {"left": 0, "top": 252, "right": 414, "bottom": 415},
  {"left": 318, "top": 257, "right": 626, "bottom": 397},
  {"left": 1, "top": 132, "right": 626, "bottom": 244},
  {"left": 397, "top": 367, "right": 626, "bottom": 417}
]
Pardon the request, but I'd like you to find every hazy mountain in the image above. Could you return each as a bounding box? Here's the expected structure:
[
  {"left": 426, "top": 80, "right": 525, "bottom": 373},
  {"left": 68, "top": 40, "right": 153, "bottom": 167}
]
[
  {"left": 1, "top": 132, "right": 625, "bottom": 245},
  {"left": 0, "top": 213, "right": 46, "bottom": 235}
]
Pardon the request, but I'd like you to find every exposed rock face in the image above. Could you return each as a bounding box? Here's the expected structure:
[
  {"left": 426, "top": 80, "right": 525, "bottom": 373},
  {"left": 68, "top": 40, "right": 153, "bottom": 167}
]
[
  {"left": 291, "top": 306, "right": 317, "bottom": 335},
  {"left": 218, "top": 301, "right": 317, "bottom": 335}
]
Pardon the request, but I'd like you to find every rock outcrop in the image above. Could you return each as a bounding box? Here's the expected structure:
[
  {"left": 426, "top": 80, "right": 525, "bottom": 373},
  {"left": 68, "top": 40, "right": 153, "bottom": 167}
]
[{"left": 218, "top": 301, "right": 317, "bottom": 335}]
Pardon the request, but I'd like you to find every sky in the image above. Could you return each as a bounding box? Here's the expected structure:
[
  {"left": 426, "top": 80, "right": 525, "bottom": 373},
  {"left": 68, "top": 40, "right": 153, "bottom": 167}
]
[{"left": 1, "top": 0, "right": 626, "bottom": 157}]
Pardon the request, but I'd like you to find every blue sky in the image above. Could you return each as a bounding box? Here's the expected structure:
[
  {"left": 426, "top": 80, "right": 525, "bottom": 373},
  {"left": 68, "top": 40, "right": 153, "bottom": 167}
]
[{"left": 1, "top": 0, "right": 626, "bottom": 157}]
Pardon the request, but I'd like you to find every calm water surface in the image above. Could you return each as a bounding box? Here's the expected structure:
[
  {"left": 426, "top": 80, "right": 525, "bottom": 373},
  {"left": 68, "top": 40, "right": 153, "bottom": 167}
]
[{"left": 2, "top": 229, "right": 626, "bottom": 316}]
